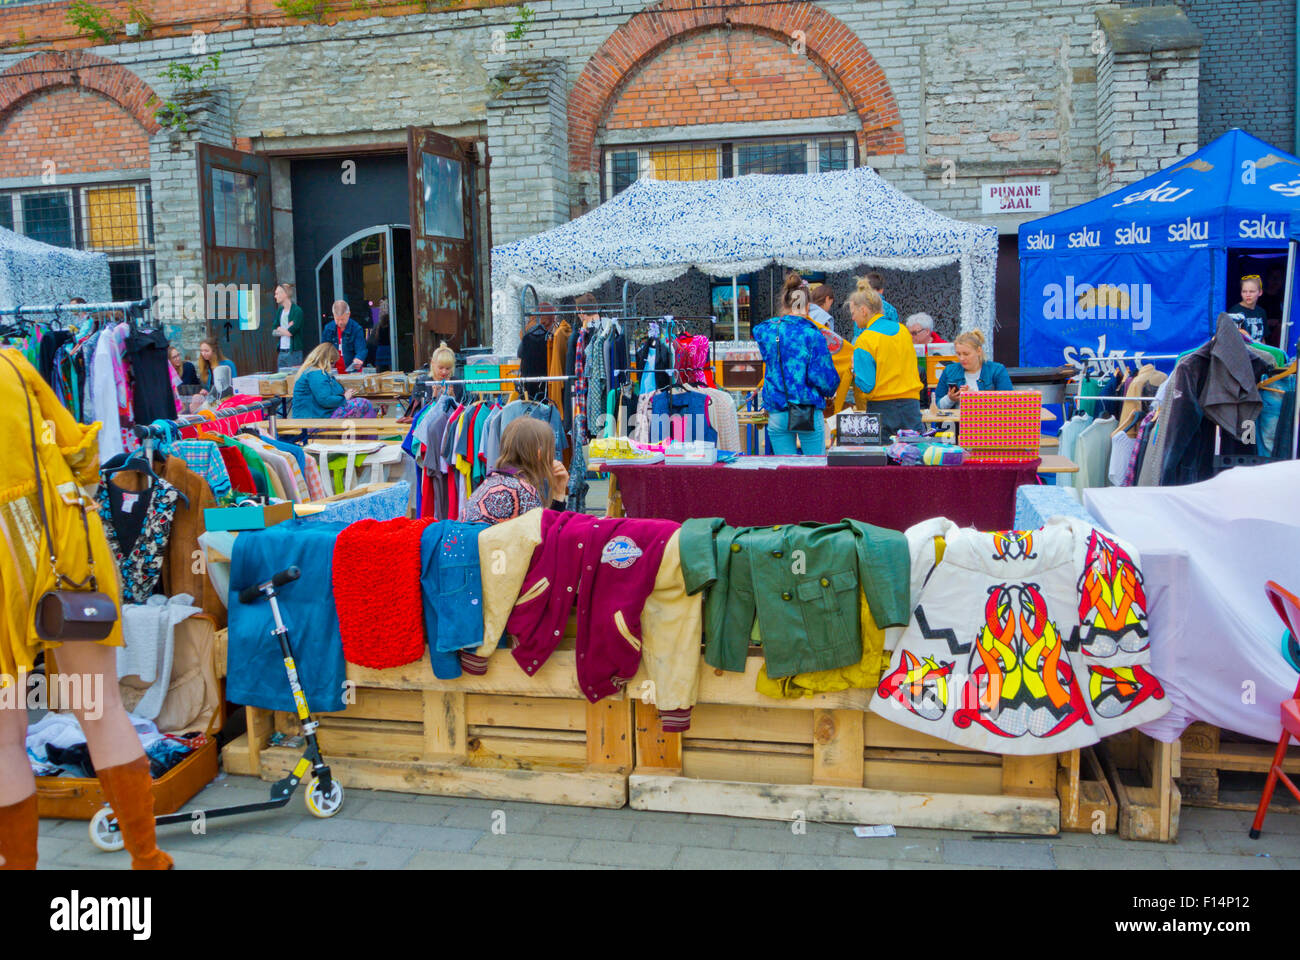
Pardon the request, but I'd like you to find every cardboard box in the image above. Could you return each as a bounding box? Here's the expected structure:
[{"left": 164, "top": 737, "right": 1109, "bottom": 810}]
[{"left": 203, "top": 501, "right": 295, "bottom": 532}]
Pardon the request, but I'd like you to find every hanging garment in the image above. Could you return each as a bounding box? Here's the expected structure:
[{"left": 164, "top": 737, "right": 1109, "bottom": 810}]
[
  {"left": 333, "top": 517, "right": 434, "bottom": 669},
  {"left": 159, "top": 455, "right": 224, "bottom": 624},
  {"left": 162, "top": 438, "right": 232, "bottom": 502},
  {"left": 227, "top": 519, "right": 348, "bottom": 713},
  {"left": 506, "top": 511, "right": 679, "bottom": 703},
  {"left": 870, "top": 518, "right": 1169, "bottom": 755},
  {"left": 125, "top": 327, "right": 177, "bottom": 425},
  {"left": 1160, "top": 316, "right": 1271, "bottom": 486},
  {"left": 92, "top": 325, "right": 127, "bottom": 464},
  {"left": 420, "top": 521, "right": 486, "bottom": 662},
  {"left": 96, "top": 474, "right": 181, "bottom": 604},
  {"left": 518, "top": 321, "right": 551, "bottom": 399},
  {"left": 462, "top": 508, "right": 545, "bottom": 674},
  {"left": 1074, "top": 416, "right": 1117, "bottom": 490},
  {"left": 548, "top": 319, "right": 572, "bottom": 410},
  {"left": 675, "top": 333, "right": 715, "bottom": 387}
]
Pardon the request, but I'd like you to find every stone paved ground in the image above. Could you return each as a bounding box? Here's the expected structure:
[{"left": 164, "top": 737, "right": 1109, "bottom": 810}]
[{"left": 35, "top": 773, "right": 1300, "bottom": 870}]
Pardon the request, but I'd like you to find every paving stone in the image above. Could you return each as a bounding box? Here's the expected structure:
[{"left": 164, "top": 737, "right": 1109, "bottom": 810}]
[
  {"left": 405, "top": 850, "right": 514, "bottom": 869},
  {"left": 730, "top": 824, "right": 842, "bottom": 856},
  {"left": 890, "top": 860, "right": 992, "bottom": 869},
  {"left": 1199, "top": 827, "right": 1300, "bottom": 857},
  {"left": 247, "top": 860, "right": 332, "bottom": 870},
  {"left": 835, "top": 835, "right": 944, "bottom": 862},
  {"left": 471, "top": 832, "right": 578, "bottom": 861},
  {"left": 509, "top": 858, "right": 621, "bottom": 869},
  {"left": 168, "top": 851, "right": 258, "bottom": 870},
  {"left": 438, "top": 804, "right": 543, "bottom": 833},
  {"left": 288, "top": 815, "right": 393, "bottom": 844},
  {"left": 629, "top": 819, "right": 736, "bottom": 848},
  {"left": 782, "top": 853, "right": 890, "bottom": 870},
  {"left": 942, "top": 838, "right": 1057, "bottom": 869},
  {"left": 217, "top": 832, "right": 323, "bottom": 863},
  {"left": 306, "top": 840, "right": 415, "bottom": 869},
  {"left": 346, "top": 798, "right": 454, "bottom": 825},
  {"left": 569, "top": 838, "right": 679, "bottom": 868},
  {"left": 1164, "top": 850, "right": 1282, "bottom": 870},
  {"left": 533, "top": 812, "right": 636, "bottom": 841},
  {"left": 1050, "top": 845, "right": 1169, "bottom": 870},
  {"left": 673, "top": 846, "right": 783, "bottom": 869},
  {"left": 375, "top": 822, "right": 483, "bottom": 852}
]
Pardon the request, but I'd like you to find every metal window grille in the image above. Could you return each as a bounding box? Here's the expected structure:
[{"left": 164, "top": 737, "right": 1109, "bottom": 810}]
[
  {"left": 602, "top": 135, "right": 856, "bottom": 201},
  {"left": 0, "top": 181, "right": 155, "bottom": 303}
]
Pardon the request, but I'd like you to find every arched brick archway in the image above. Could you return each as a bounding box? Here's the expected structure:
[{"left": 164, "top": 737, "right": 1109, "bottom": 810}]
[
  {"left": 569, "top": 0, "right": 904, "bottom": 178},
  {"left": 0, "top": 51, "right": 161, "bottom": 134}
]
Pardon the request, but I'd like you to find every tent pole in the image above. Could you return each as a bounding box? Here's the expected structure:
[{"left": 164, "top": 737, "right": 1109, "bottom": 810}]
[
  {"left": 1284, "top": 240, "right": 1296, "bottom": 358},
  {"left": 732, "top": 276, "right": 739, "bottom": 340}
]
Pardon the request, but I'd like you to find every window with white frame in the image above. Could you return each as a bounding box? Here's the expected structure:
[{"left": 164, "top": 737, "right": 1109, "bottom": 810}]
[
  {"left": 0, "top": 181, "right": 155, "bottom": 302},
  {"left": 601, "top": 134, "right": 857, "bottom": 201}
]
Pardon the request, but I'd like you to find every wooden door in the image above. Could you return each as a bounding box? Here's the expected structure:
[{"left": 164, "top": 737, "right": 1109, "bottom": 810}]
[
  {"left": 197, "top": 144, "right": 277, "bottom": 375},
  {"left": 407, "top": 128, "right": 480, "bottom": 364}
]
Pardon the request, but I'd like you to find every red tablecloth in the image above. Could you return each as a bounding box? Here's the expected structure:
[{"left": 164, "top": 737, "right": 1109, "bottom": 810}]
[{"left": 607, "top": 459, "right": 1041, "bottom": 531}]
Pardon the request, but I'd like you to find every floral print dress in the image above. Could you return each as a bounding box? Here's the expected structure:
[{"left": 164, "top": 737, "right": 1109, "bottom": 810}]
[{"left": 96, "top": 475, "right": 181, "bottom": 603}]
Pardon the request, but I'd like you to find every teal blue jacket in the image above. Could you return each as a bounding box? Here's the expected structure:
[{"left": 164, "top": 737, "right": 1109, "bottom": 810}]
[
  {"left": 292, "top": 368, "right": 346, "bottom": 418},
  {"left": 680, "top": 518, "right": 911, "bottom": 678}
]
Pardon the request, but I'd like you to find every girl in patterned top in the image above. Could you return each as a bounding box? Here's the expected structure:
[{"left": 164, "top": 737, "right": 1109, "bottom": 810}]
[{"left": 465, "top": 417, "right": 569, "bottom": 524}]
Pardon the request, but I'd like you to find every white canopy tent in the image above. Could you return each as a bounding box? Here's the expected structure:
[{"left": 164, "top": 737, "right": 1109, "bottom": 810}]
[
  {"left": 0, "top": 226, "right": 112, "bottom": 311},
  {"left": 489, "top": 166, "right": 998, "bottom": 352}
]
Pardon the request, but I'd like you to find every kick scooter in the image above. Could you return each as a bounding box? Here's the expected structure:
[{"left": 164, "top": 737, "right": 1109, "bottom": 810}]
[{"left": 90, "top": 565, "right": 345, "bottom": 851}]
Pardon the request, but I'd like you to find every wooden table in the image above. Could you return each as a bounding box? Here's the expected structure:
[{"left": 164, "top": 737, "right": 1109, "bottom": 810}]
[
  {"left": 1037, "top": 454, "right": 1078, "bottom": 474},
  {"left": 254, "top": 418, "right": 408, "bottom": 439}
]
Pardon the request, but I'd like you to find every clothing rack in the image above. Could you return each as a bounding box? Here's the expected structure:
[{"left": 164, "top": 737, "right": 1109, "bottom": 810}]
[
  {"left": 132, "top": 398, "right": 283, "bottom": 442},
  {"left": 0, "top": 298, "right": 155, "bottom": 331}
]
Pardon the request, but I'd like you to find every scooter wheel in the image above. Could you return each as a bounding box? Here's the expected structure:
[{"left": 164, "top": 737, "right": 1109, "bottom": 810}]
[
  {"left": 89, "top": 806, "right": 125, "bottom": 852},
  {"left": 305, "top": 776, "right": 344, "bottom": 818}
]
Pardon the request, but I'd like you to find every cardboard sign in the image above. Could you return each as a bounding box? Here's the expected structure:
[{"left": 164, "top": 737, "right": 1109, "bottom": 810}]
[{"left": 837, "top": 412, "right": 881, "bottom": 446}]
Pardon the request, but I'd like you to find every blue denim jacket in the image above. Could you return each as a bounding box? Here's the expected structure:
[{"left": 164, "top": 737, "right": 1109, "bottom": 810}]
[{"left": 420, "top": 522, "right": 489, "bottom": 678}]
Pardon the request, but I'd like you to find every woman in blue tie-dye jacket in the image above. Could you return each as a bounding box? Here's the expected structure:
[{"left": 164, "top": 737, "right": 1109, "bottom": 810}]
[{"left": 752, "top": 273, "right": 840, "bottom": 456}]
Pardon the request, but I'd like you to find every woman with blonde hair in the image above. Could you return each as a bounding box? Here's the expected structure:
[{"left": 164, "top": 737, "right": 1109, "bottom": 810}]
[
  {"left": 849, "top": 277, "right": 923, "bottom": 437},
  {"left": 935, "top": 329, "right": 1012, "bottom": 409},
  {"left": 428, "top": 340, "right": 465, "bottom": 403},
  {"left": 292, "top": 343, "right": 376, "bottom": 419},
  {"left": 464, "top": 417, "right": 568, "bottom": 524}
]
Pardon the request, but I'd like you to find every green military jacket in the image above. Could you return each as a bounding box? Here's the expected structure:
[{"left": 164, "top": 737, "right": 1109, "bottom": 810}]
[{"left": 680, "top": 518, "right": 911, "bottom": 679}]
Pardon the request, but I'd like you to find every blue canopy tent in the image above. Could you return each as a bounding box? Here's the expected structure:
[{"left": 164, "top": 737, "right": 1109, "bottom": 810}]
[{"left": 1019, "top": 129, "right": 1300, "bottom": 369}]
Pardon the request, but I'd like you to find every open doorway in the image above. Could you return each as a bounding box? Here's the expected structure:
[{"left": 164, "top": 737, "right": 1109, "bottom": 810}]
[
  {"left": 315, "top": 225, "right": 415, "bottom": 371},
  {"left": 1227, "top": 248, "right": 1288, "bottom": 347}
]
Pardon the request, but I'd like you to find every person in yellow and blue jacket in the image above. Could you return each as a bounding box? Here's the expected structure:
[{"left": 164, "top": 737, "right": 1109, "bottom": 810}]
[{"left": 850, "top": 278, "right": 923, "bottom": 438}]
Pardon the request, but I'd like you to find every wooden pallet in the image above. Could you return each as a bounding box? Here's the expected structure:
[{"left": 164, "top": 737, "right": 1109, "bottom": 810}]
[
  {"left": 1178, "top": 721, "right": 1300, "bottom": 814},
  {"left": 1098, "top": 730, "right": 1181, "bottom": 842},
  {"left": 221, "top": 643, "right": 631, "bottom": 808},
  {"left": 627, "top": 656, "right": 1063, "bottom": 834},
  {"left": 1059, "top": 746, "right": 1118, "bottom": 834}
]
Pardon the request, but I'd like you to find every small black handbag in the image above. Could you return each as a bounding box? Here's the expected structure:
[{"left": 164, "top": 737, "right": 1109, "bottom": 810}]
[
  {"left": 773, "top": 321, "right": 819, "bottom": 433},
  {"left": 2, "top": 353, "right": 119, "bottom": 642}
]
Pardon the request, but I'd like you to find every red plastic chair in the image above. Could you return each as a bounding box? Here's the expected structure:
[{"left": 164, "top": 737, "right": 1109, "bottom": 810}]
[{"left": 1249, "top": 581, "right": 1300, "bottom": 839}]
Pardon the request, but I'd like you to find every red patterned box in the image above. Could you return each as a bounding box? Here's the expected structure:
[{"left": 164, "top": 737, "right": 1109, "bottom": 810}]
[{"left": 957, "top": 390, "right": 1042, "bottom": 463}]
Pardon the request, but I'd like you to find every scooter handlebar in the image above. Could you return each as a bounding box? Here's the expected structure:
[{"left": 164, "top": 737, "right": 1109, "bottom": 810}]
[{"left": 238, "top": 566, "right": 301, "bottom": 604}]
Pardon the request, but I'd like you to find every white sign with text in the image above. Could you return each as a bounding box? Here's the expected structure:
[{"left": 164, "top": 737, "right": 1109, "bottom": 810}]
[{"left": 981, "top": 181, "right": 1050, "bottom": 214}]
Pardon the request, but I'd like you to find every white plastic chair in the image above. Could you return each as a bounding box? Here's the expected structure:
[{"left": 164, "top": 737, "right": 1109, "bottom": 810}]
[{"left": 304, "top": 441, "right": 384, "bottom": 497}]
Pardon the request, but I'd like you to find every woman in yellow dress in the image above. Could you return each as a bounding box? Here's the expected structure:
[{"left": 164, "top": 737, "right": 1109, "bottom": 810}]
[{"left": 0, "top": 348, "right": 172, "bottom": 870}]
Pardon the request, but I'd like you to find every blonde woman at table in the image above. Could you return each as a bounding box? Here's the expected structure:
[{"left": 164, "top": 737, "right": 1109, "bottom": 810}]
[
  {"left": 292, "top": 343, "right": 377, "bottom": 420},
  {"left": 935, "top": 330, "right": 1013, "bottom": 410}
]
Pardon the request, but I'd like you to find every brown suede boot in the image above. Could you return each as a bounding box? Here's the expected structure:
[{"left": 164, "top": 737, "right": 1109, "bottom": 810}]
[
  {"left": 96, "top": 756, "right": 173, "bottom": 870},
  {"left": 0, "top": 793, "right": 38, "bottom": 870}
]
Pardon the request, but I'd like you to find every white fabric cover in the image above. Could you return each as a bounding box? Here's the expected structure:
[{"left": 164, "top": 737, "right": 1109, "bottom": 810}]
[
  {"left": 869, "top": 517, "right": 1170, "bottom": 755},
  {"left": 490, "top": 167, "right": 997, "bottom": 352},
  {"left": 117, "top": 594, "right": 201, "bottom": 722},
  {"left": 0, "top": 225, "right": 112, "bottom": 310},
  {"left": 1084, "top": 460, "right": 1300, "bottom": 743}
]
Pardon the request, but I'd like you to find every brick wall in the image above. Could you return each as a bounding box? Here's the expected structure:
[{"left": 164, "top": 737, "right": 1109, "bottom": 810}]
[
  {"left": 604, "top": 29, "right": 850, "bottom": 130},
  {"left": 0, "top": 86, "right": 149, "bottom": 176},
  {"left": 1120, "top": 0, "right": 1296, "bottom": 149},
  {"left": 487, "top": 58, "right": 569, "bottom": 247}
]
